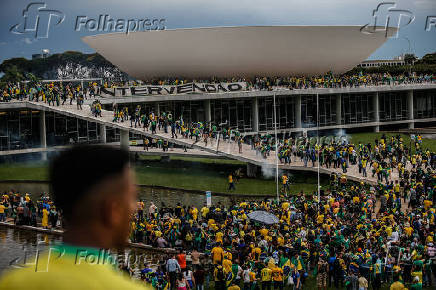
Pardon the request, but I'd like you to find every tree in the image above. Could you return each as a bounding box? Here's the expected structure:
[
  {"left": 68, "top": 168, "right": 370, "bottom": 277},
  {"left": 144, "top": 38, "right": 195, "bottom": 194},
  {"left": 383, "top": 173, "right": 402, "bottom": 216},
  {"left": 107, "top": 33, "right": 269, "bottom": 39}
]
[
  {"left": 0, "top": 65, "right": 25, "bottom": 83},
  {"left": 416, "top": 53, "right": 436, "bottom": 65},
  {"left": 404, "top": 54, "right": 417, "bottom": 65}
]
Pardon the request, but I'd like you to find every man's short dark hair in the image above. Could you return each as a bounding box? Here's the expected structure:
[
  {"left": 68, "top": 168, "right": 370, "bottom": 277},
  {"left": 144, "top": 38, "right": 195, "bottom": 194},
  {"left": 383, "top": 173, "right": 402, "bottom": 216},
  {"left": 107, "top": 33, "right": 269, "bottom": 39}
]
[{"left": 49, "top": 145, "right": 130, "bottom": 221}]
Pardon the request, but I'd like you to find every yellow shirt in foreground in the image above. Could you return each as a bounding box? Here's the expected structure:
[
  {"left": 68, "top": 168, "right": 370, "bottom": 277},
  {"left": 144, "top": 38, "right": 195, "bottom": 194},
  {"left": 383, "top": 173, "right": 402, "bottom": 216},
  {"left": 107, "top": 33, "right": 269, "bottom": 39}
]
[{"left": 0, "top": 244, "right": 151, "bottom": 290}]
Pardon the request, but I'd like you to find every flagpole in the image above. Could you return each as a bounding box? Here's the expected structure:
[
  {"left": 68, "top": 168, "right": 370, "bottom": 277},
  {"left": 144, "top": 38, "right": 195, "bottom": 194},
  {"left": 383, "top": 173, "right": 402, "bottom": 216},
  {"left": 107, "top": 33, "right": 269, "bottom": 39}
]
[
  {"left": 317, "top": 93, "right": 320, "bottom": 210},
  {"left": 274, "top": 92, "right": 279, "bottom": 202}
]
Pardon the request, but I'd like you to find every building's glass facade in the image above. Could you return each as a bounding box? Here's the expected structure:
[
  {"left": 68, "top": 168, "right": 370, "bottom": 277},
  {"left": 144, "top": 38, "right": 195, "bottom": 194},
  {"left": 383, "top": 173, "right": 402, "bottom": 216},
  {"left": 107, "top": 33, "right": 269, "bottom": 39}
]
[
  {"left": 414, "top": 90, "right": 436, "bottom": 119},
  {"left": 341, "top": 93, "right": 373, "bottom": 124},
  {"left": 0, "top": 110, "right": 41, "bottom": 150},
  {"left": 210, "top": 99, "right": 253, "bottom": 131},
  {"left": 379, "top": 91, "right": 408, "bottom": 121},
  {"left": 258, "top": 96, "right": 295, "bottom": 131},
  {"left": 1, "top": 88, "right": 436, "bottom": 151}
]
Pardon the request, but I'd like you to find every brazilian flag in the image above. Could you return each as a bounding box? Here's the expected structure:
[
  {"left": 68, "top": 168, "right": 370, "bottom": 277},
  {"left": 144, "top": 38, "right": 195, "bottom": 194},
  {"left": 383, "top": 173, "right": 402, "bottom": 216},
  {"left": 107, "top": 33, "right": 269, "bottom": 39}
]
[
  {"left": 282, "top": 258, "right": 292, "bottom": 280},
  {"left": 225, "top": 270, "right": 235, "bottom": 286}
]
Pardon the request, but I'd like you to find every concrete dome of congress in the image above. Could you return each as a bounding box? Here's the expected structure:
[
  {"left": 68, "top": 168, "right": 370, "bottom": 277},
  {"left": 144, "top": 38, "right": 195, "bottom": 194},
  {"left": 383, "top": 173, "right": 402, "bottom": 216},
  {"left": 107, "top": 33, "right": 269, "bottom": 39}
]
[{"left": 82, "top": 26, "right": 397, "bottom": 79}]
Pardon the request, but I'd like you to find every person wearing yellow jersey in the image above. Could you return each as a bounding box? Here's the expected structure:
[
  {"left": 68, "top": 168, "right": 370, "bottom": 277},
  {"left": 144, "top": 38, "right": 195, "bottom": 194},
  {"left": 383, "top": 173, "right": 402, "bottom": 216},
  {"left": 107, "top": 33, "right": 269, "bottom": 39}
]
[
  {"left": 277, "top": 236, "right": 284, "bottom": 246},
  {"left": 41, "top": 207, "right": 49, "bottom": 228},
  {"left": 317, "top": 214, "right": 324, "bottom": 224},
  {"left": 228, "top": 173, "right": 236, "bottom": 191},
  {"left": 191, "top": 207, "right": 198, "bottom": 221},
  {"left": 259, "top": 227, "right": 268, "bottom": 237},
  {"left": 261, "top": 266, "right": 272, "bottom": 289},
  {"left": 0, "top": 145, "right": 151, "bottom": 290},
  {"left": 390, "top": 276, "right": 407, "bottom": 290},
  {"left": 353, "top": 196, "right": 360, "bottom": 204},
  {"left": 216, "top": 231, "right": 224, "bottom": 243},
  {"left": 208, "top": 218, "right": 216, "bottom": 228},
  {"left": 281, "top": 174, "right": 289, "bottom": 192},
  {"left": 227, "top": 283, "right": 240, "bottom": 290},
  {"left": 249, "top": 269, "right": 257, "bottom": 288},
  {"left": 271, "top": 264, "right": 283, "bottom": 289},
  {"left": 281, "top": 201, "right": 290, "bottom": 210},
  {"left": 211, "top": 243, "right": 224, "bottom": 265},
  {"left": 252, "top": 245, "right": 262, "bottom": 261},
  {"left": 423, "top": 199, "right": 433, "bottom": 210},
  {"left": 0, "top": 203, "right": 5, "bottom": 222},
  {"left": 222, "top": 256, "right": 232, "bottom": 273},
  {"left": 323, "top": 203, "right": 330, "bottom": 214},
  {"left": 201, "top": 206, "right": 209, "bottom": 218}
]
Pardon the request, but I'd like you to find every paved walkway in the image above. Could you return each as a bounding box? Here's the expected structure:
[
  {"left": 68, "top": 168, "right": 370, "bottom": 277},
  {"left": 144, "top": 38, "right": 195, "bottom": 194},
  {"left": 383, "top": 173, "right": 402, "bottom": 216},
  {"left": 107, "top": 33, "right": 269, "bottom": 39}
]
[
  {"left": 0, "top": 143, "right": 219, "bottom": 158},
  {"left": 16, "top": 100, "right": 405, "bottom": 185}
]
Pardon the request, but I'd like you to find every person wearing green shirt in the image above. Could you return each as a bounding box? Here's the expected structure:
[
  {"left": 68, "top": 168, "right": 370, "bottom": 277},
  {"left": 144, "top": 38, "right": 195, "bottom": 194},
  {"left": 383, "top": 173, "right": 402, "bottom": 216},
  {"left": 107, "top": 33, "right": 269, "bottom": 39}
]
[{"left": 410, "top": 276, "right": 422, "bottom": 290}]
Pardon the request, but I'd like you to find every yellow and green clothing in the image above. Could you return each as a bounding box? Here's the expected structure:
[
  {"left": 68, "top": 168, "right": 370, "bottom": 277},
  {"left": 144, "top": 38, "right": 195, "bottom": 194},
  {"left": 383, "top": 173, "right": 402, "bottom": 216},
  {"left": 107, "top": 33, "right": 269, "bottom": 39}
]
[{"left": 0, "top": 244, "right": 151, "bottom": 290}]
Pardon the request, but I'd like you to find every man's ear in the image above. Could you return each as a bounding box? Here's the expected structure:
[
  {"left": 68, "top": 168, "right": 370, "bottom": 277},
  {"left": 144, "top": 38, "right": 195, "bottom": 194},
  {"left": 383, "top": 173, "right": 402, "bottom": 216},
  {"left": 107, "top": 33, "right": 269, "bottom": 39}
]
[{"left": 101, "top": 198, "right": 121, "bottom": 228}]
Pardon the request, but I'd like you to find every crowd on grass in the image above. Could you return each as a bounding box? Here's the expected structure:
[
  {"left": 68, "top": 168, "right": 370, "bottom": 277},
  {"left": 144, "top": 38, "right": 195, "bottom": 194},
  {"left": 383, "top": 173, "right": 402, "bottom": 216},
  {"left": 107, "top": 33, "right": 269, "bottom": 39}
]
[
  {"left": 124, "top": 135, "right": 435, "bottom": 290},
  {"left": 1, "top": 134, "right": 435, "bottom": 290}
]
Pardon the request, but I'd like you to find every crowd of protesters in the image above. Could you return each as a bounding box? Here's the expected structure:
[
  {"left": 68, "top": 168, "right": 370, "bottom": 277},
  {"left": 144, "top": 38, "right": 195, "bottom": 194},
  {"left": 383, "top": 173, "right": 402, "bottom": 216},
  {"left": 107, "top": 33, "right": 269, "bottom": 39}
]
[
  {"left": 126, "top": 167, "right": 435, "bottom": 290},
  {"left": 0, "top": 191, "right": 59, "bottom": 229},
  {"left": 2, "top": 72, "right": 435, "bottom": 103},
  {"left": 108, "top": 72, "right": 436, "bottom": 91},
  {"left": 1, "top": 74, "right": 436, "bottom": 289},
  {"left": 119, "top": 132, "right": 436, "bottom": 290},
  {"left": 1, "top": 131, "right": 435, "bottom": 289},
  {"left": 249, "top": 73, "right": 435, "bottom": 91},
  {"left": 0, "top": 81, "right": 99, "bottom": 103}
]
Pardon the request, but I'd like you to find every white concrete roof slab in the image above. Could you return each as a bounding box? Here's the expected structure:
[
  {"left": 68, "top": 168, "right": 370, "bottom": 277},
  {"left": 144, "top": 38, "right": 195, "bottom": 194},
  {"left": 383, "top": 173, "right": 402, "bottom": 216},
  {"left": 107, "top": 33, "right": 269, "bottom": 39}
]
[{"left": 82, "top": 26, "right": 396, "bottom": 79}]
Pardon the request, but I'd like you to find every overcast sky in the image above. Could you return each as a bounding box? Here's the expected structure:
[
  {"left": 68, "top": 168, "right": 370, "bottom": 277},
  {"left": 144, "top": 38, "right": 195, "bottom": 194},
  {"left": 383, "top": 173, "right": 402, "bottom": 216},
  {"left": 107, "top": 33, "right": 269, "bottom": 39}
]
[{"left": 0, "top": 0, "right": 435, "bottom": 64}]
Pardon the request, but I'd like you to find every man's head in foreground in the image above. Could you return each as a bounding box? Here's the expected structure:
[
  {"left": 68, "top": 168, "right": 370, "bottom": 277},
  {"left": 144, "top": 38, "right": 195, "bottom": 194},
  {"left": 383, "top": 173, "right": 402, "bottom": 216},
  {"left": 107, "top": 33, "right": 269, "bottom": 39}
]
[
  {"left": 50, "top": 145, "right": 137, "bottom": 249},
  {"left": 0, "top": 146, "right": 148, "bottom": 290}
]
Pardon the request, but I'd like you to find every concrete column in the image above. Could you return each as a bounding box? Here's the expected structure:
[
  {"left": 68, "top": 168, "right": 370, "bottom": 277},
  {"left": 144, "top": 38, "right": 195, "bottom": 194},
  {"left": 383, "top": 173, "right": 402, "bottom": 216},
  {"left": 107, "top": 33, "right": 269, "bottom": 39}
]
[
  {"left": 251, "top": 97, "right": 259, "bottom": 132},
  {"left": 336, "top": 94, "right": 342, "bottom": 125},
  {"left": 295, "top": 95, "right": 302, "bottom": 128},
  {"left": 154, "top": 103, "right": 160, "bottom": 115},
  {"left": 39, "top": 110, "right": 47, "bottom": 161},
  {"left": 204, "top": 99, "right": 211, "bottom": 123},
  {"left": 246, "top": 163, "right": 258, "bottom": 178},
  {"left": 407, "top": 90, "right": 414, "bottom": 129},
  {"left": 99, "top": 124, "right": 107, "bottom": 144},
  {"left": 373, "top": 92, "right": 380, "bottom": 132},
  {"left": 120, "top": 129, "right": 129, "bottom": 150}
]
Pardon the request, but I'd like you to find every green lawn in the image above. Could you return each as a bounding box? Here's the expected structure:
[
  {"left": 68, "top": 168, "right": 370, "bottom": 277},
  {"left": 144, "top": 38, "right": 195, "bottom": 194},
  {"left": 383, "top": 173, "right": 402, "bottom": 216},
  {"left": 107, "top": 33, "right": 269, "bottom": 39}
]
[
  {"left": 0, "top": 164, "right": 48, "bottom": 180},
  {"left": 349, "top": 132, "right": 436, "bottom": 153},
  {"left": 135, "top": 165, "right": 321, "bottom": 195},
  {"left": 0, "top": 158, "right": 322, "bottom": 195},
  {"left": 137, "top": 154, "right": 247, "bottom": 165}
]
